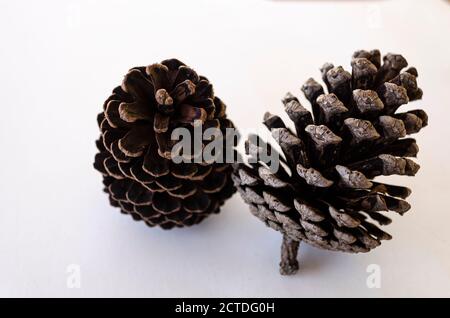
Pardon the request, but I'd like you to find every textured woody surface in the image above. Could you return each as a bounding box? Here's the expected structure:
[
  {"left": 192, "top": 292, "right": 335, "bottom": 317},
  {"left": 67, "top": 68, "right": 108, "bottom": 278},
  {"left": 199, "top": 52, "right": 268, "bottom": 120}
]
[
  {"left": 94, "top": 59, "right": 236, "bottom": 229},
  {"left": 233, "top": 50, "right": 427, "bottom": 274}
]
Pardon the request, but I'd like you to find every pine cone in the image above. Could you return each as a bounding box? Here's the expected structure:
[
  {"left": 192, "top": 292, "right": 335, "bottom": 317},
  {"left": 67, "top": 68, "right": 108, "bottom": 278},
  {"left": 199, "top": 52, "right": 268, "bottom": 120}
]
[
  {"left": 94, "top": 59, "right": 236, "bottom": 229},
  {"left": 233, "top": 50, "right": 427, "bottom": 275}
]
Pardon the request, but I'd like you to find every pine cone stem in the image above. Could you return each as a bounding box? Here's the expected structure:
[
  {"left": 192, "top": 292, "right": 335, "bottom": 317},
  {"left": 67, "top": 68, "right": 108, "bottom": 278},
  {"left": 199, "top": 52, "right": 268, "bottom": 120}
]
[{"left": 279, "top": 235, "right": 300, "bottom": 275}]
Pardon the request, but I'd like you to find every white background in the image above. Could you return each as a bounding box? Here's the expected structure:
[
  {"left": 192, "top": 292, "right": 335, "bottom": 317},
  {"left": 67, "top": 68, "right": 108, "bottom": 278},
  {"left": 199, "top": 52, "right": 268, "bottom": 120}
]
[{"left": 1, "top": 0, "right": 449, "bottom": 297}]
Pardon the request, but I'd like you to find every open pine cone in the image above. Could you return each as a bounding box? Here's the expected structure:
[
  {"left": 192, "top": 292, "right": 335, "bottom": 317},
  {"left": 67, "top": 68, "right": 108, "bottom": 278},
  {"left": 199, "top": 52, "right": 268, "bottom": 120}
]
[
  {"left": 94, "top": 59, "right": 236, "bottom": 229},
  {"left": 233, "top": 50, "right": 427, "bottom": 275}
]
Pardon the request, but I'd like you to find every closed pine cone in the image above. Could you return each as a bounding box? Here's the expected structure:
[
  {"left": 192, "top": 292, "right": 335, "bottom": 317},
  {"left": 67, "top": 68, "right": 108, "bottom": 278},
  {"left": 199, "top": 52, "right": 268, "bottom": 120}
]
[
  {"left": 233, "top": 50, "right": 427, "bottom": 275},
  {"left": 94, "top": 59, "right": 236, "bottom": 229}
]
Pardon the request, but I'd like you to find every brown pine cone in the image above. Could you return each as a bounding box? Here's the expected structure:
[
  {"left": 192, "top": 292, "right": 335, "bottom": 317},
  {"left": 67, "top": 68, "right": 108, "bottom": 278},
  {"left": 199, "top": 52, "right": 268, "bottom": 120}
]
[
  {"left": 233, "top": 50, "right": 427, "bottom": 275},
  {"left": 94, "top": 59, "right": 236, "bottom": 229}
]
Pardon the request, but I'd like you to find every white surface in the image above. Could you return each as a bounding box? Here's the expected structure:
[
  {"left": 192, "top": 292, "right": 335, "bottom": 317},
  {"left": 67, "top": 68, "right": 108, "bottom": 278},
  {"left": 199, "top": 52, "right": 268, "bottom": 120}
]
[{"left": 0, "top": 0, "right": 449, "bottom": 297}]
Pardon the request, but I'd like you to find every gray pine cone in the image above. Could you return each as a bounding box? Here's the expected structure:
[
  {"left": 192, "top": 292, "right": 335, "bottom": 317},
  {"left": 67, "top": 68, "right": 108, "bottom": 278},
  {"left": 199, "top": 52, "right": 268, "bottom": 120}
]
[{"left": 233, "top": 49, "right": 427, "bottom": 275}]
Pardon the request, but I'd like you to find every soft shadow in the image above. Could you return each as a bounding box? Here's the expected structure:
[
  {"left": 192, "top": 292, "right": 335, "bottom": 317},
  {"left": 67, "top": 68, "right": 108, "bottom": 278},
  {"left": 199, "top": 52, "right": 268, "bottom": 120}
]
[{"left": 297, "top": 244, "right": 340, "bottom": 275}]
